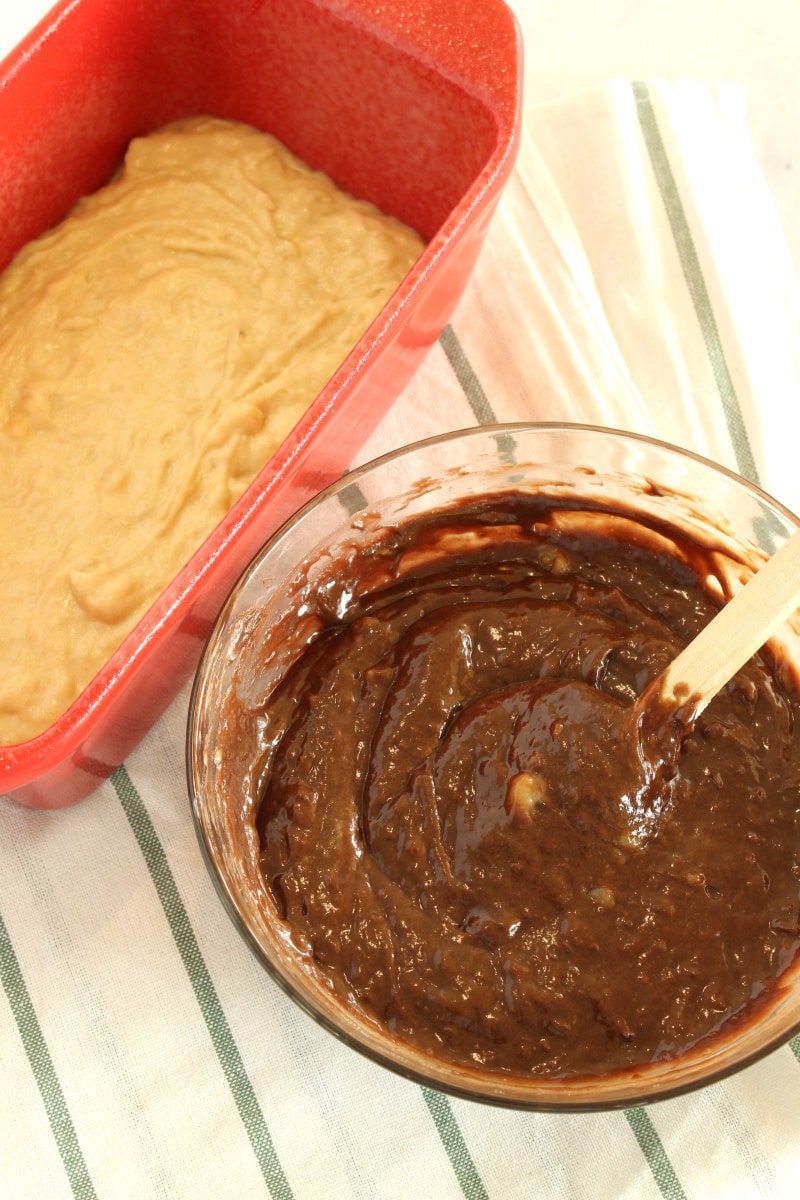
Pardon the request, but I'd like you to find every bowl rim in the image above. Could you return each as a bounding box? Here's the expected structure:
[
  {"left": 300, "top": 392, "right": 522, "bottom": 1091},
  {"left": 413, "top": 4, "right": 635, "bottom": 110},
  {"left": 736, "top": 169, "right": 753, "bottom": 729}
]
[{"left": 187, "top": 420, "right": 800, "bottom": 1111}]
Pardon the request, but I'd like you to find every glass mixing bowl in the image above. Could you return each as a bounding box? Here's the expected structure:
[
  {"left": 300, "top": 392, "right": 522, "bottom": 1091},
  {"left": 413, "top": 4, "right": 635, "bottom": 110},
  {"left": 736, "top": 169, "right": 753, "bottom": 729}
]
[{"left": 187, "top": 423, "right": 800, "bottom": 1110}]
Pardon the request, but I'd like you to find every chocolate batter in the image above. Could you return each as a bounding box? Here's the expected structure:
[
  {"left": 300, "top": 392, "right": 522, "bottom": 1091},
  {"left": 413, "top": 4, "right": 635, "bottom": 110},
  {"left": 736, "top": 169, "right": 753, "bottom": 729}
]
[{"left": 242, "top": 492, "right": 800, "bottom": 1078}]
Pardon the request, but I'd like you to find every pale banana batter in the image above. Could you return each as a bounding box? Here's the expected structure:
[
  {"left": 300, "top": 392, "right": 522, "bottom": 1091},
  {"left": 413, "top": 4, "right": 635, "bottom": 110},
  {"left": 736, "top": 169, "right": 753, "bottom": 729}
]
[{"left": 0, "top": 117, "right": 423, "bottom": 744}]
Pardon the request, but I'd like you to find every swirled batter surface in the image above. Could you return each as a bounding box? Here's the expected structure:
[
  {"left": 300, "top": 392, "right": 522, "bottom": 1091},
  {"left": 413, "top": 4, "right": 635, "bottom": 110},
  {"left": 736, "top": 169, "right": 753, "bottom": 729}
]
[
  {"left": 0, "top": 117, "right": 422, "bottom": 744},
  {"left": 248, "top": 493, "right": 800, "bottom": 1078}
]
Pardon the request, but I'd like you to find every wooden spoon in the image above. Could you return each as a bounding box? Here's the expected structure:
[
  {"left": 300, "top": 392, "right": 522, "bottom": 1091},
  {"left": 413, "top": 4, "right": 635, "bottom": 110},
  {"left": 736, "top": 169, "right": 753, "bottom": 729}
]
[{"left": 637, "top": 525, "right": 800, "bottom": 722}]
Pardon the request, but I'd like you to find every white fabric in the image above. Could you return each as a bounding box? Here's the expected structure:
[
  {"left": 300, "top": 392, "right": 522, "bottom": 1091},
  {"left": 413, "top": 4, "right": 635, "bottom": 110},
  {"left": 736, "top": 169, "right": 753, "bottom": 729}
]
[{"left": 2, "top": 81, "right": 800, "bottom": 1200}]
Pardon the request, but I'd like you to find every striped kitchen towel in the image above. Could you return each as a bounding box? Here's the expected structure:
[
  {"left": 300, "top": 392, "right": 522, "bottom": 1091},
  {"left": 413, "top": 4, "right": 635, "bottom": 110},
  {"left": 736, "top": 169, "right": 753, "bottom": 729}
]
[{"left": 2, "top": 81, "right": 800, "bottom": 1200}]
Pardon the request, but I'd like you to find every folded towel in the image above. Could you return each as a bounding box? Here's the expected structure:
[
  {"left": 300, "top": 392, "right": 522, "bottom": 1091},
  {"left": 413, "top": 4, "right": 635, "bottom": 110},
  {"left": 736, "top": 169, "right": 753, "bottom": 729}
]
[
  {"left": 2, "top": 80, "right": 799, "bottom": 1200},
  {"left": 363, "top": 81, "right": 800, "bottom": 516}
]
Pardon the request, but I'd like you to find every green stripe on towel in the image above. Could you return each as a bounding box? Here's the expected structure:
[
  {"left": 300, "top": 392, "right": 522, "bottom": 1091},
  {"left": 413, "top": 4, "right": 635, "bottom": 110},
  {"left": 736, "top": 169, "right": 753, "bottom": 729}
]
[
  {"left": 441, "top": 325, "right": 518, "bottom": 465},
  {"left": 440, "top": 324, "right": 499, "bottom": 426},
  {"left": 0, "top": 910, "right": 98, "bottom": 1200},
  {"left": 112, "top": 765, "right": 294, "bottom": 1200},
  {"left": 632, "top": 80, "right": 760, "bottom": 487},
  {"left": 625, "top": 1108, "right": 688, "bottom": 1200},
  {"left": 422, "top": 1087, "right": 489, "bottom": 1200}
]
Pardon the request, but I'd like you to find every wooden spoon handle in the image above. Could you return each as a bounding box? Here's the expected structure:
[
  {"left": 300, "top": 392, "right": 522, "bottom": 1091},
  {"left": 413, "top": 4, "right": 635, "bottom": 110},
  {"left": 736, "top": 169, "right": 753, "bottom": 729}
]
[{"left": 648, "top": 526, "right": 800, "bottom": 718}]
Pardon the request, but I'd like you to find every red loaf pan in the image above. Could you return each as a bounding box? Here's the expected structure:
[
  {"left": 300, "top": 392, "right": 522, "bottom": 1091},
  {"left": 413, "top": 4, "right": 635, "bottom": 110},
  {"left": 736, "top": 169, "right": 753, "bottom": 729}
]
[{"left": 0, "top": 0, "right": 522, "bottom": 808}]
